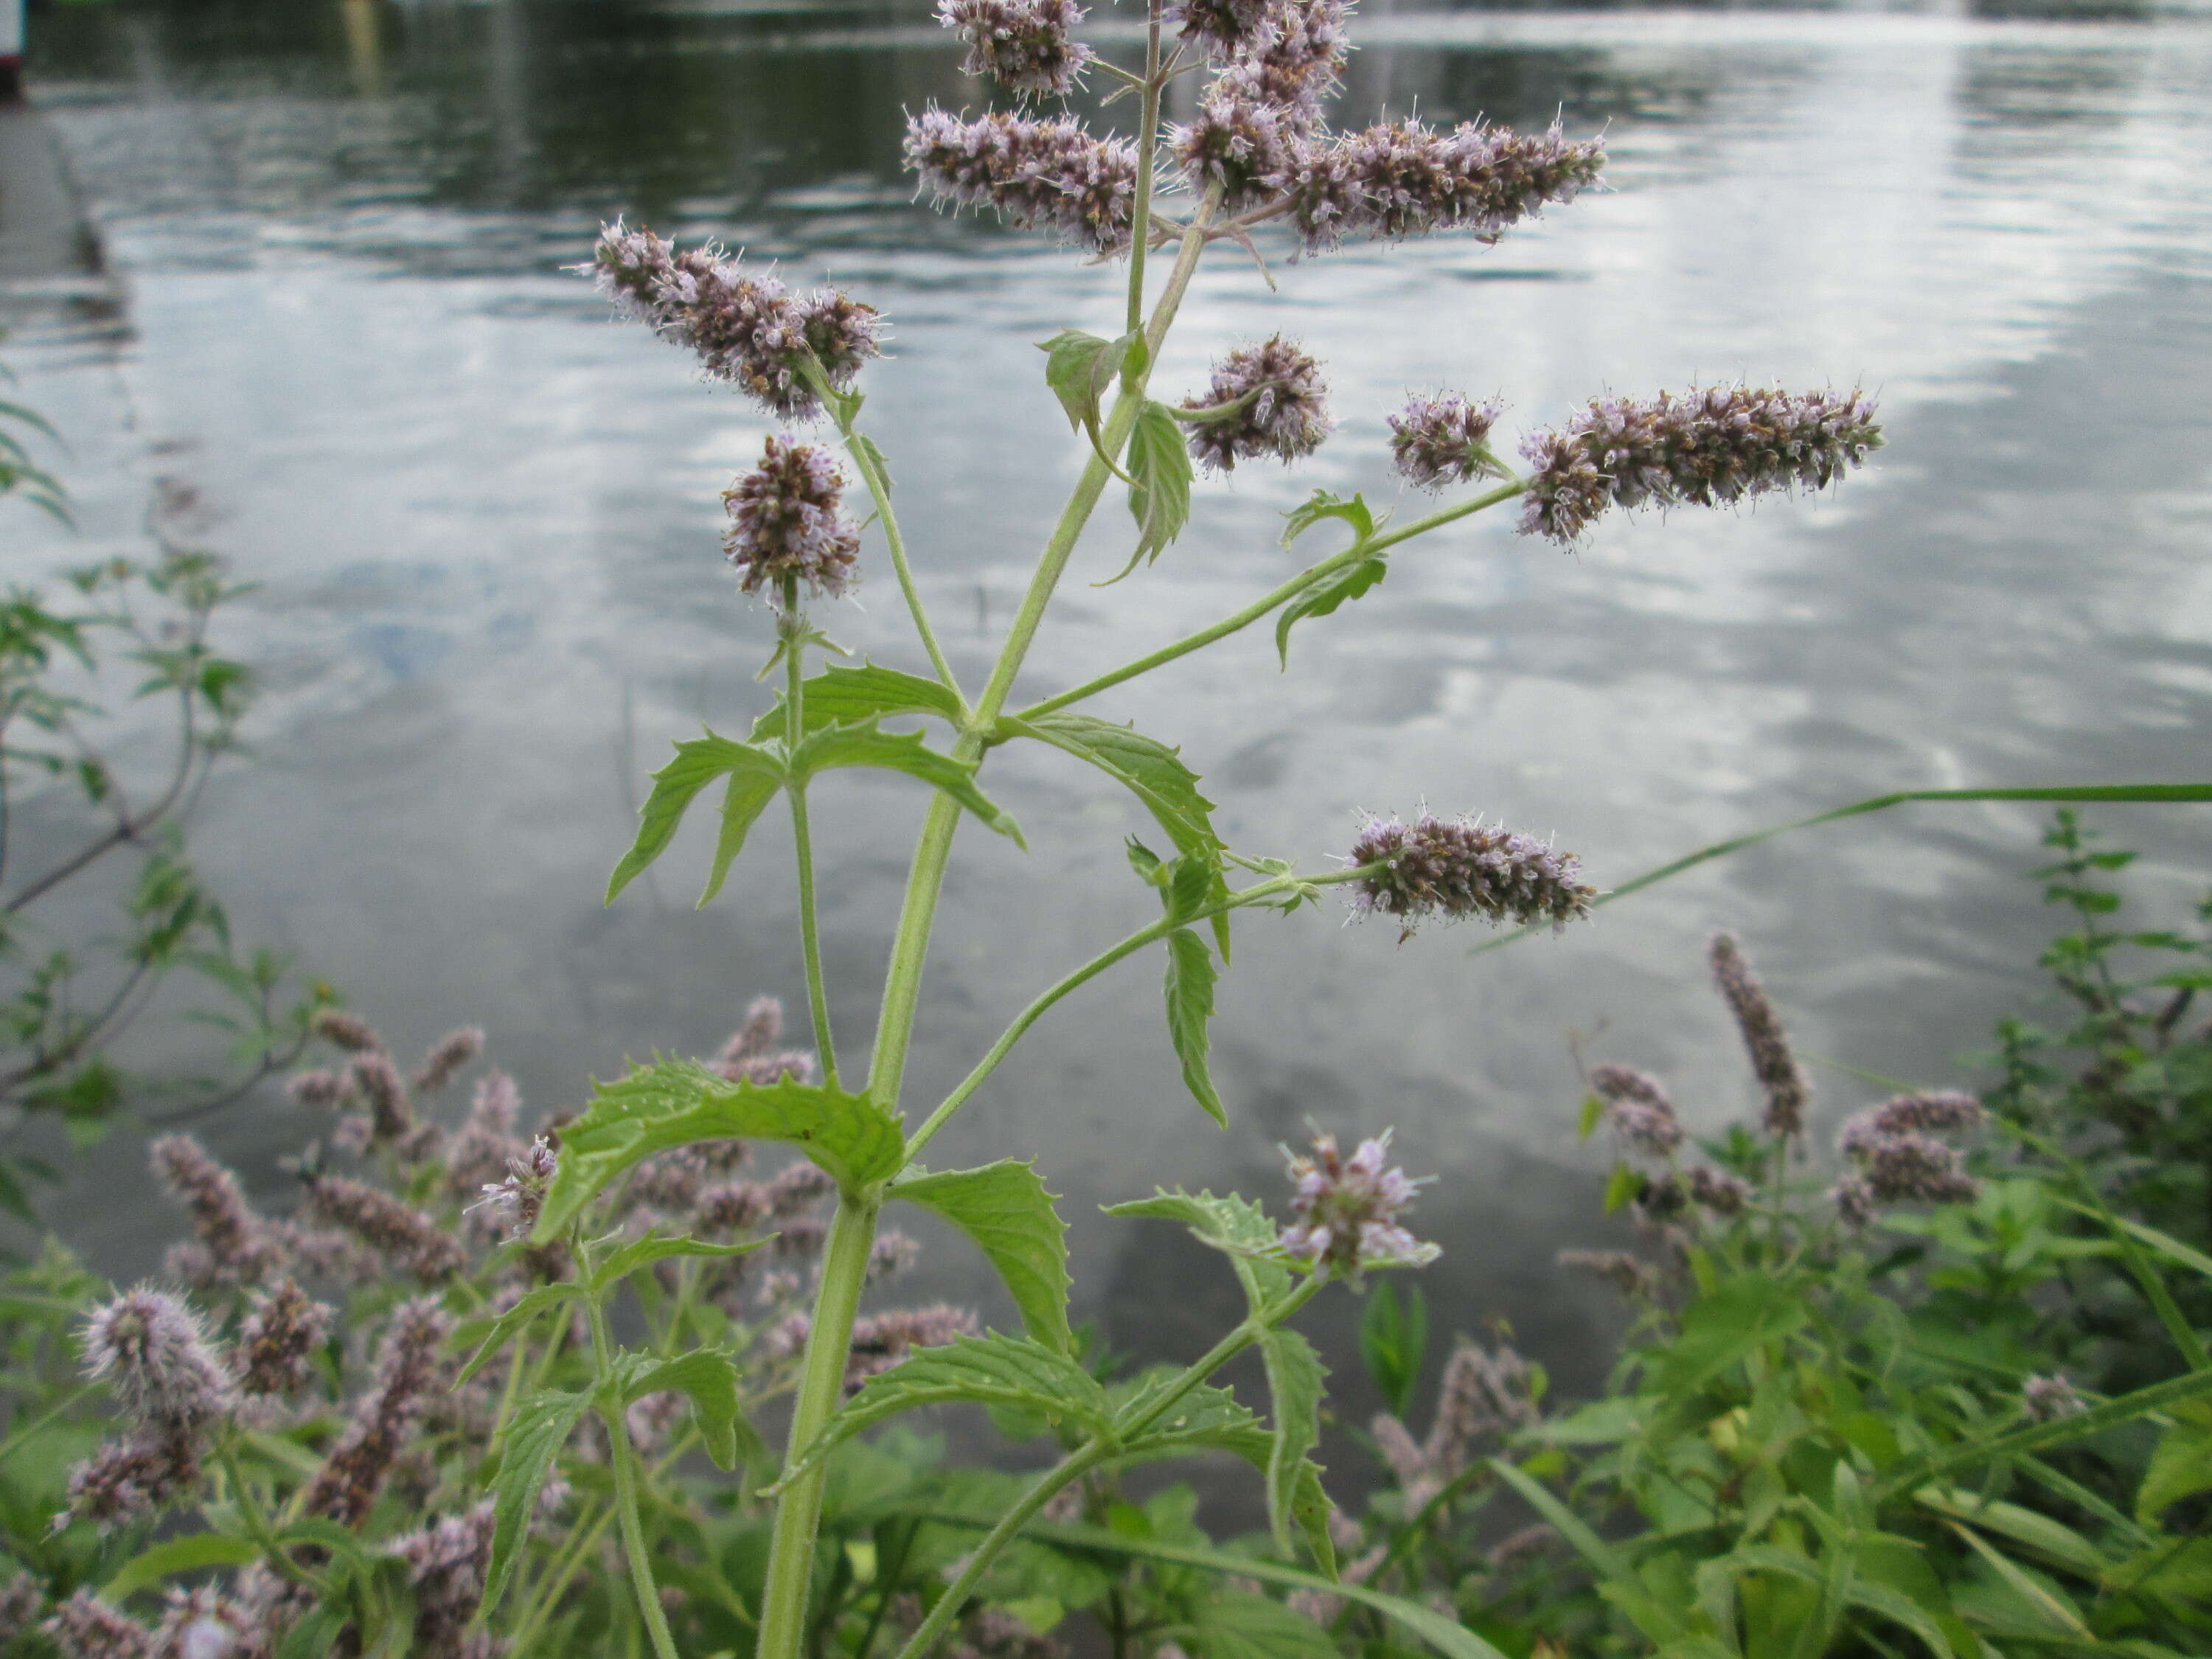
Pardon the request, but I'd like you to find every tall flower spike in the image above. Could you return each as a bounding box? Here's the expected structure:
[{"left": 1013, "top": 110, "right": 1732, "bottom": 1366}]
[
  {"left": 1518, "top": 385, "right": 1882, "bottom": 545},
  {"left": 1389, "top": 394, "right": 1505, "bottom": 491},
  {"left": 903, "top": 109, "right": 1138, "bottom": 254},
  {"left": 1707, "top": 932, "right": 1809, "bottom": 1140},
  {"left": 587, "top": 220, "right": 882, "bottom": 420},
  {"left": 80, "top": 1288, "right": 234, "bottom": 1432},
  {"left": 301, "top": 1299, "right": 452, "bottom": 1528},
  {"left": 233, "top": 1279, "right": 333, "bottom": 1399},
  {"left": 411, "top": 1026, "right": 483, "bottom": 1095},
  {"left": 1182, "top": 337, "right": 1331, "bottom": 473},
  {"left": 302, "top": 1173, "right": 466, "bottom": 1285},
  {"left": 150, "top": 1135, "right": 286, "bottom": 1291},
  {"left": 1588, "top": 1065, "right": 1683, "bottom": 1158},
  {"left": 936, "top": 0, "right": 1093, "bottom": 97},
  {"left": 1277, "top": 1129, "right": 1437, "bottom": 1278},
  {"left": 722, "top": 436, "right": 863, "bottom": 602},
  {"left": 1290, "top": 119, "right": 1605, "bottom": 255},
  {"left": 1348, "top": 812, "right": 1596, "bottom": 937}
]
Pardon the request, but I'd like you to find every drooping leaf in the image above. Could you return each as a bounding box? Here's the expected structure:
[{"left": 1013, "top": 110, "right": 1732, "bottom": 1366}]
[
  {"left": 608, "top": 731, "right": 785, "bottom": 905},
  {"left": 1039, "top": 328, "right": 1143, "bottom": 462},
  {"left": 105, "top": 1532, "right": 262, "bottom": 1599},
  {"left": 891, "top": 1161, "right": 1074, "bottom": 1355},
  {"left": 1274, "top": 557, "right": 1388, "bottom": 669},
  {"left": 456, "top": 1281, "right": 587, "bottom": 1384},
  {"left": 1122, "top": 400, "right": 1195, "bottom": 572},
  {"left": 782, "top": 1334, "right": 1112, "bottom": 1481},
  {"left": 1165, "top": 929, "right": 1226, "bottom": 1129},
  {"left": 749, "top": 662, "right": 963, "bottom": 746},
  {"left": 1006, "top": 713, "right": 1231, "bottom": 953},
  {"left": 487, "top": 1388, "right": 595, "bottom": 1609},
  {"left": 619, "top": 1349, "right": 746, "bottom": 1470},
  {"left": 789, "top": 720, "right": 1024, "bottom": 846},
  {"left": 591, "top": 1231, "right": 771, "bottom": 1296},
  {"left": 534, "top": 1061, "right": 905, "bottom": 1239},
  {"left": 1280, "top": 488, "right": 1378, "bottom": 550},
  {"left": 1258, "top": 1326, "right": 1326, "bottom": 1560}
]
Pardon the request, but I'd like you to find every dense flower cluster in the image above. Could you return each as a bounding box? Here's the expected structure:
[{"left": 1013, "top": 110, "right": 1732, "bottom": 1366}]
[
  {"left": 1389, "top": 393, "right": 1505, "bottom": 490},
  {"left": 1590, "top": 1065, "right": 1683, "bottom": 1158},
  {"left": 1347, "top": 812, "right": 1596, "bottom": 936},
  {"left": 469, "top": 1135, "right": 559, "bottom": 1240},
  {"left": 721, "top": 436, "right": 863, "bottom": 602},
  {"left": 2023, "top": 1374, "right": 2087, "bottom": 1422},
  {"left": 1518, "top": 385, "right": 1883, "bottom": 543},
  {"left": 1832, "top": 1126, "right": 1980, "bottom": 1228},
  {"left": 1838, "top": 1090, "right": 1985, "bottom": 1150},
  {"left": 589, "top": 221, "right": 883, "bottom": 420},
  {"left": 1277, "top": 1130, "right": 1436, "bottom": 1277},
  {"left": 1181, "top": 337, "right": 1330, "bottom": 472},
  {"left": 1708, "top": 932, "right": 1810, "bottom": 1140},
  {"left": 936, "top": 0, "right": 1093, "bottom": 97},
  {"left": 232, "top": 1279, "right": 332, "bottom": 1401},
  {"left": 1290, "top": 119, "right": 1605, "bottom": 254},
  {"left": 903, "top": 110, "right": 1139, "bottom": 254},
  {"left": 1167, "top": 72, "right": 1302, "bottom": 215}
]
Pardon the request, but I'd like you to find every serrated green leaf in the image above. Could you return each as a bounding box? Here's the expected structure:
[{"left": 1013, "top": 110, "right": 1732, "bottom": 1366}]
[
  {"left": 785, "top": 1334, "right": 1111, "bottom": 1482},
  {"left": 1275, "top": 557, "right": 1388, "bottom": 669},
  {"left": 1040, "top": 329, "right": 1142, "bottom": 465},
  {"left": 1006, "top": 714, "right": 1231, "bottom": 956},
  {"left": 621, "top": 1349, "right": 745, "bottom": 1470},
  {"left": 456, "top": 1281, "right": 587, "bottom": 1383},
  {"left": 591, "top": 1231, "right": 771, "bottom": 1296},
  {"left": 891, "top": 1161, "right": 1073, "bottom": 1355},
  {"left": 487, "top": 1388, "right": 594, "bottom": 1609},
  {"left": 609, "top": 731, "right": 785, "bottom": 905},
  {"left": 1192, "top": 1591, "right": 1340, "bottom": 1659},
  {"left": 1259, "top": 1326, "right": 1326, "bottom": 1560},
  {"left": 535, "top": 1061, "right": 905, "bottom": 1239},
  {"left": 1165, "top": 928, "right": 1226, "bottom": 1129},
  {"left": 104, "top": 1531, "right": 262, "bottom": 1598},
  {"left": 790, "top": 720, "right": 1023, "bottom": 846},
  {"left": 1122, "top": 400, "right": 1194, "bottom": 571},
  {"left": 1281, "top": 488, "right": 1377, "bottom": 549},
  {"left": 749, "top": 661, "right": 961, "bottom": 746},
  {"left": 1105, "top": 1188, "right": 1291, "bottom": 1312},
  {"left": 1651, "top": 1273, "right": 1807, "bottom": 1396}
]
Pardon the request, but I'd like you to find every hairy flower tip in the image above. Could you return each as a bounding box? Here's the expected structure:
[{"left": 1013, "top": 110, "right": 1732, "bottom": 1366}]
[
  {"left": 1852, "top": 1130, "right": 1980, "bottom": 1210},
  {"left": 60, "top": 1429, "right": 201, "bottom": 1531},
  {"left": 234, "top": 1279, "right": 332, "bottom": 1399},
  {"left": 1290, "top": 119, "right": 1604, "bottom": 254},
  {"left": 1688, "top": 1164, "right": 1751, "bottom": 1217},
  {"left": 285, "top": 1068, "right": 349, "bottom": 1109},
  {"left": 1238, "top": 0, "right": 1352, "bottom": 118},
  {"left": 844, "top": 1305, "right": 981, "bottom": 1391},
  {"left": 81, "top": 1288, "right": 234, "bottom": 1432},
  {"left": 1167, "top": 71, "right": 1301, "bottom": 214},
  {"left": 1707, "top": 932, "right": 1810, "bottom": 1140},
  {"left": 1164, "top": 0, "right": 1275, "bottom": 59},
  {"left": 1389, "top": 393, "right": 1506, "bottom": 491},
  {"left": 1182, "top": 336, "right": 1331, "bottom": 473},
  {"left": 410, "top": 1026, "right": 484, "bottom": 1096},
  {"left": 1557, "top": 1248, "right": 1657, "bottom": 1298},
  {"left": 796, "top": 288, "right": 886, "bottom": 395},
  {"left": 1589, "top": 1065, "right": 1683, "bottom": 1158},
  {"left": 765, "top": 1160, "right": 836, "bottom": 1217},
  {"left": 1348, "top": 812, "right": 1596, "bottom": 936},
  {"left": 2023, "top": 1374, "right": 2087, "bottom": 1422},
  {"left": 902, "top": 108, "right": 1138, "bottom": 254},
  {"left": 1844, "top": 1090, "right": 1985, "bottom": 1150},
  {"left": 302, "top": 1299, "right": 451, "bottom": 1528},
  {"left": 1278, "top": 1129, "right": 1437, "bottom": 1279},
  {"left": 303, "top": 1173, "right": 465, "bottom": 1285},
  {"left": 1517, "top": 384, "right": 1882, "bottom": 546},
  {"left": 310, "top": 1009, "right": 383, "bottom": 1054},
  {"left": 149, "top": 1135, "right": 286, "bottom": 1290},
  {"left": 1425, "top": 1339, "right": 1534, "bottom": 1477},
  {"left": 468, "top": 1136, "right": 558, "bottom": 1240},
  {"left": 869, "top": 1231, "right": 923, "bottom": 1284},
  {"left": 721, "top": 436, "right": 863, "bottom": 603},
  {"left": 936, "top": 0, "right": 1093, "bottom": 97},
  {"left": 349, "top": 1052, "right": 415, "bottom": 1144},
  {"left": 44, "top": 1590, "right": 151, "bottom": 1659},
  {"left": 150, "top": 1587, "right": 263, "bottom": 1659},
  {"left": 392, "top": 1501, "right": 495, "bottom": 1656}
]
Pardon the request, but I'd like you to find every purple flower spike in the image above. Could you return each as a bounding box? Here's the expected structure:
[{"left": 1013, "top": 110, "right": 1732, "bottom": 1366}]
[
  {"left": 1278, "top": 1129, "right": 1438, "bottom": 1279},
  {"left": 1708, "top": 932, "right": 1809, "bottom": 1141},
  {"left": 80, "top": 1288, "right": 234, "bottom": 1433},
  {"left": 1290, "top": 119, "right": 1605, "bottom": 255},
  {"left": 1390, "top": 393, "right": 1505, "bottom": 491},
  {"left": 723, "top": 437, "right": 863, "bottom": 602},
  {"left": 936, "top": 0, "right": 1094, "bottom": 97},
  {"left": 1168, "top": 70, "right": 1302, "bottom": 214},
  {"left": 1589, "top": 1065, "right": 1683, "bottom": 1158},
  {"left": 1182, "top": 336, "right": 1330, "bottom": 473},
  {"left": 903, "top": 108, "right": 1138, "bottom": 254},
  {"left": 1348, "top": 812, "right": 1595, "bottom": 937}
]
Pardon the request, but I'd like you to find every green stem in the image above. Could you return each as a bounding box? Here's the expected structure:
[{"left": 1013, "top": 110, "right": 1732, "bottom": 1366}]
[
  {"left": 784, "top": 581, "right": 841, "bottom": 1089},
  {"left": 842, "top": 417, "right": 965, "bottom": 706},
  {"left": 507, "top": 1498, "right": 613, "bottom": 1651},
  {"left": 584, "top": 1254, "right": 682, "bottom": 1659},
  {"left": 1015, "top": 476, "right": 1526, "bottom": 721},
  {"left": 1124, "top": 2, "right": 1162, "bottom": 342},
  {"left": 220, "top": 1446, "right": 328, "bottom": 1595}
]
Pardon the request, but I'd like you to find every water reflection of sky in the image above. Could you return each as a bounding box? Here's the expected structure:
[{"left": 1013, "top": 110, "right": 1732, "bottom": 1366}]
[{"left": 7, "top": 1, "right": 2212, "bottom": 1429}]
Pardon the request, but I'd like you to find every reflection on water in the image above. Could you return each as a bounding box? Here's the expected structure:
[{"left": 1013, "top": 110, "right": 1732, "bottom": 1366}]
[{"left": 7, "top": 0, "right": 2212, "bottom": 1460}]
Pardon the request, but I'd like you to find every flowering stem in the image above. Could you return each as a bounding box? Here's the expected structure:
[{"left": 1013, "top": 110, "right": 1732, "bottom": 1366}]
[
  {"left": 1016, "top": 476, "right": 1527, "bottom": 721},
  {"left": 888, "top": 1275, "right": 1327, "bottom": 1659},
  {"left": 1125, "top": 0, "right": 1164, "bottom": 341},
  {"left": 840, "top": 411, "right": 965, "bottom": 706},
  {"left": 905, "top": 866, "right": 1374, "bottom": 1161},
  {"left": 581, "top": 1242, "right": 682, "bottom": 1659},
  {"left": 782, "top": 582, "right": 841, "bottom": 1089}
]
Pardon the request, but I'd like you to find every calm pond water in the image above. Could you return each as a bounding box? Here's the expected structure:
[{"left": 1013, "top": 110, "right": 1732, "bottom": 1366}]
[{"left": 5, "top": 0, "right": 2212, "bottom": 1430}]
